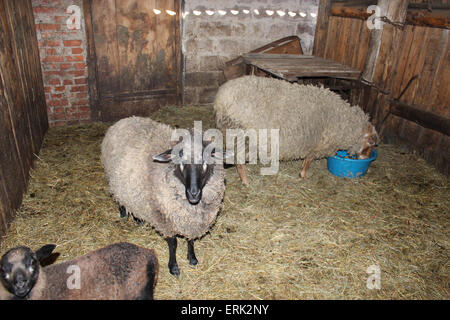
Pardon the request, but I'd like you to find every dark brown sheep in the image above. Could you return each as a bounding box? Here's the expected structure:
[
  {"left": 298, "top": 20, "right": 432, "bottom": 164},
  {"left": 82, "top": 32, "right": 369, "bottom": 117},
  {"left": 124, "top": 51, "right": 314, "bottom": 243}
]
[{"left": 0, "top": 242, "right": 158, "bottom": 300}]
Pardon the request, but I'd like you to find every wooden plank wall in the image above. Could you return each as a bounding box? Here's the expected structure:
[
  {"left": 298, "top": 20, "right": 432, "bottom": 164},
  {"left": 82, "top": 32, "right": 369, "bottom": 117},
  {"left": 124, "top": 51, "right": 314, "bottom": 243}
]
[
  {"left": 314, "top": 0, "right": 449, "bottom": 175},
  {"left": 0, "top": 0, "right": 48, "bottom": 237}
]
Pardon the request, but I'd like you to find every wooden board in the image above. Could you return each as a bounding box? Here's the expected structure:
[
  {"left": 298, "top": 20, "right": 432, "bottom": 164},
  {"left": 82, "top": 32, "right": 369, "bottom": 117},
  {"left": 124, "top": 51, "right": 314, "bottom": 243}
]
[
  {"left": 223, "top": 36, "right": 304, "bottom": 81},
  {"left": 87, "top": 0, "right": 182, "bottom": 121},
  {"left": 0, "top": 0, "right": 48, "bottom": 237},
  {"left": 243, "top": 54, "right": 361, "bottom": 81}
]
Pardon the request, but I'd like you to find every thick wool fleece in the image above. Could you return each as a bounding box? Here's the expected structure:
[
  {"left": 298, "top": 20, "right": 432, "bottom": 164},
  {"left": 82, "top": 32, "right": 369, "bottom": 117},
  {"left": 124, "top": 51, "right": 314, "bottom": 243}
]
[
  {"left": 214, "top": 76, "right": 371, "bottom": 160},
  {"left": 101, "top": 117, "right": 226, "bottom": 240}
]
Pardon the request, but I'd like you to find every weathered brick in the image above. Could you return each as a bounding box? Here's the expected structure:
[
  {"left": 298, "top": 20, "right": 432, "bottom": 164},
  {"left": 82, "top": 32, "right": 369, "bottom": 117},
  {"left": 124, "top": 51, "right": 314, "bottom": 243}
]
[
  {"left": 43, "top": 40, "right": 61, "bottom": 47},
  {"left": 65, "top": 55, "right": 84, "bottom": 62},
  {"left": 46, "top": 48, "right": 58, "bottom": 55},
  {"left": 44, "top": 56, "right": 64, "bottom": 63},
  {"left": 70, "top": 85, "right": 88, "bottom": 92},
  {"left": 68, "top": 70, "right": 85, "bottom": 77},
  {"left": 74, "top": 62, "right": 86, "bottom": 69},
  {"left": 63, "top": 40, "right": 82, "bottom": 47},
  {"left": 47, "top": 99, "right": 68, "bottom": 107},
  {"left": 54, "top": 86, "right": 66, "bottom": 92},
  {"left": 36, "top": 23, "right": 61, "bottom": 31},
  {"left": 72, "top": 99, "right": 89, "bottom": 106},
  {"left": 75, "top": 92, "right": 88, "bottom": 99},
  {"left": 48, "top": 78, "right": 61, "bottom": 85},
  {"left": 53, "top": 112, "right": 66, "bottom": 120},
  {"left": 54, "top": 16, "right": 68, "bottom": 24},
  {"left": 53, "top": 121, "right": 67, "bottom": 127},
  {"left": 74, "top": 78, "right": 87, "bottom": 84},
  {"left": 33, "top": 6, "right": 58, "bottom": 14},
  {"left": 59, "top": 63, "right": 72, "bottom": 70}
]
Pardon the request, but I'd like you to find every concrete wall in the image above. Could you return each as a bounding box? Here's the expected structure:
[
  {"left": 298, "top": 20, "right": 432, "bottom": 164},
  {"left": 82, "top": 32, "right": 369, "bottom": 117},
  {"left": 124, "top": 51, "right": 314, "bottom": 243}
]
[
  {"left": 183, "top": 0, "right": 319, "bottom": 105},
  {"left": 32, "top": 0, "right": 90, "bottom": 126}
]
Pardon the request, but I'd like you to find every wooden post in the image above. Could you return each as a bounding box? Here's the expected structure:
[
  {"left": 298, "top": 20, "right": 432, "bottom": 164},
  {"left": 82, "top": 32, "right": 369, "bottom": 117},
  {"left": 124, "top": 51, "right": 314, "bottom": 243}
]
[
  {"left": 83, "top": 0, "right": 100, "bottom": 121},
  {"left": 362, "top": 0, "right": 409, "bottom": 82},
  {"left": 313, "top": 0, "right": 331, "bottom": 57}
]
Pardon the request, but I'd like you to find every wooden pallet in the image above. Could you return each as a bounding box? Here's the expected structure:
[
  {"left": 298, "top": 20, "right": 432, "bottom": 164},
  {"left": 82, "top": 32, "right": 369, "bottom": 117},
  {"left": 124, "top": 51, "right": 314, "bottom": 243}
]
[{"left": 243, "top": 53, "right": 362, "bottom": 82}]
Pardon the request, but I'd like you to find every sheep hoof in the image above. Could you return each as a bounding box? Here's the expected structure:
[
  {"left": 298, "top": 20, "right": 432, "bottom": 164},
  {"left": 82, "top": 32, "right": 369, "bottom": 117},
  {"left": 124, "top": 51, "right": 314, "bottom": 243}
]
[
  {"left": 119, "top": 205, "right": 127, "bottom": 219},
  {"left": 188, "top": 256, "right": 198, "bottom": 266},
  {"left": 169, "top": 264, "right": 180, "bottom": 277}
]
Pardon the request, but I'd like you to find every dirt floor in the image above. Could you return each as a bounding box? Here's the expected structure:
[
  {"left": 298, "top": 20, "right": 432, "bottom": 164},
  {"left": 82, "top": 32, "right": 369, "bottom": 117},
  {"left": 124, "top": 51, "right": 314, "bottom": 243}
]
[{"left": 0, "top": 105, "right": 448, "bottom": 299}]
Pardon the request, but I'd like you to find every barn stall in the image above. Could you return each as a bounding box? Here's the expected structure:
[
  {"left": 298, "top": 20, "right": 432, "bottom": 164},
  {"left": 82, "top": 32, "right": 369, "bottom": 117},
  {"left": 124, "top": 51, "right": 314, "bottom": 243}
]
[{"left": 0, "top": 0, "right": 448, "bottom": 300}]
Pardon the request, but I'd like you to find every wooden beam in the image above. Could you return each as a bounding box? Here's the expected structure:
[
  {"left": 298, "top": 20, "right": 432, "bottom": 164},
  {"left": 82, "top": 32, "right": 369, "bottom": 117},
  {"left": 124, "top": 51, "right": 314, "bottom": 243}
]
[
  {"left": 313, "top": 0, "right": 332, "bottom": 57},
  {"left": 388, "top": 99, "right": 450, "bottom": 136},
  {"left": 330, "top": 3, "right": 450, "bottom": 29},
  {"left": 362, "top": 0, "right": 408, "bottom": 82},
  {"left": 406, "top": 9, "right": 449, "bottom": 29}
]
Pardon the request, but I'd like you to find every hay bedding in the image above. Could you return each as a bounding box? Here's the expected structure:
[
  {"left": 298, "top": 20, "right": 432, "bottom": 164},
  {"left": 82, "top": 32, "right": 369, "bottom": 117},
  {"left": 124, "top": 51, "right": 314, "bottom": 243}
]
[{"left": 0, "top": 105, "right": 448, "bottom": 300}]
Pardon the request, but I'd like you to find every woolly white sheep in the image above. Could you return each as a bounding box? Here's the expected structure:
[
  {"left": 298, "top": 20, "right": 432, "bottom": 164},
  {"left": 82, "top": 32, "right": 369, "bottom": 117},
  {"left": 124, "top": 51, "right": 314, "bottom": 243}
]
[
  {"left": 101, "top": 117, "right": 231, "bottom": 276},
  {"left": 213, "top": 76, "right": 378, "bottom": 184},
  {"left": 0, "top": 242, "right": 158, "bottom": 300}
]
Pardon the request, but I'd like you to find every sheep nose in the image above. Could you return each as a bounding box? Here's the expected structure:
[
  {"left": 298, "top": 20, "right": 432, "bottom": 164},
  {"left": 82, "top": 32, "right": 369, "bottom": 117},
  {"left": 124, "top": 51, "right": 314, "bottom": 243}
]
[
  {"left": 15, "top": 276, "right": 26, "bottom": 288},
  {"left": 189, "top": 188, "right": 200, "bottom": 197},
  {"left": 186, "top": 188, "right": 202, "bottom": 205}
]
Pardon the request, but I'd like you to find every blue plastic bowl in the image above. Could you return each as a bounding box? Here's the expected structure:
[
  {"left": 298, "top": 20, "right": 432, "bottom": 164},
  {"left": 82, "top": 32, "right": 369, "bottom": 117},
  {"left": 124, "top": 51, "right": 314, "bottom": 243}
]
[{"left": 327, "top": 149, "right": 377, "bottom": 178}]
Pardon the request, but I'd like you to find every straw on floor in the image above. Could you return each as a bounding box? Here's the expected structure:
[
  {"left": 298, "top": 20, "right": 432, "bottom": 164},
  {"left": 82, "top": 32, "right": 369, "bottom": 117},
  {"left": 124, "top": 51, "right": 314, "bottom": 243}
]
[{"left": 0, "top": 105, "right": 448, "bottom": 299}]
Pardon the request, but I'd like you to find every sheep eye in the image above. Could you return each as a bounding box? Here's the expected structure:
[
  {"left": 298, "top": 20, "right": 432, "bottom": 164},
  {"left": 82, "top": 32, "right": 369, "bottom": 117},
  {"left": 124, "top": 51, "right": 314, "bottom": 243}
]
[
  {"left": 0, "top": 268, "right": 9, "bottom": 279},
  {"left": 1, "top": 263, "right": 12, "bottom": 274}
]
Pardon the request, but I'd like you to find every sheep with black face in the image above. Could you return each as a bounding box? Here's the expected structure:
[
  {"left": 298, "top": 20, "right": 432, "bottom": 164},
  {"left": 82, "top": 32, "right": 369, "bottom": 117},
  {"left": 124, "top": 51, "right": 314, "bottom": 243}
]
[
  {"left": 0, "top": 243, "right": 158, "bottom": 300},
  {"left": 101, "top": 117, "right": 231, "bottom": 276}
]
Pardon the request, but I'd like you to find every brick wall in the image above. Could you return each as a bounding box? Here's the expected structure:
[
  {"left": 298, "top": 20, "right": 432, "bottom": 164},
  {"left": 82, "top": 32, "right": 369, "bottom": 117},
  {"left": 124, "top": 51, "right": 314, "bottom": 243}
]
[
  {"left": 183, "top": 0, "right": 319, "bottom": 105},
  {"left": 32, "top": 0, "right": 90, "bottom": 127}
]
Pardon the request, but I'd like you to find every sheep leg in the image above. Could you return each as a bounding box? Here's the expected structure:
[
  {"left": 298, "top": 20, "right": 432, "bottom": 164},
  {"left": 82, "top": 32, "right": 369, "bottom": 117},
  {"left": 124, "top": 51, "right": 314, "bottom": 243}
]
[
  {"left": 118, "top": 205, "right": 127, "bottom": 219},
  {"left": 187, "top": 239, "right": 198, "bottom": 266},
  {"left": 236, "top": 164, "right": 249, "bottom": 186},
  {"left": 166, "top": 237, "right": 180, "bottom": 277},
  {"left": 300, "top": 157, "right": 313, "bottom": 178}
]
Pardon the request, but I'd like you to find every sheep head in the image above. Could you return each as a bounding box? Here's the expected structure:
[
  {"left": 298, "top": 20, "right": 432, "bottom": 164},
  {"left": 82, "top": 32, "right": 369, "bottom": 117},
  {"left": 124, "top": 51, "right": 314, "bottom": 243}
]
[
  {"left": 0, "top": 245, "right": 55, "bottom": 298},
  {"left": 357, "top": 123, "right": 378, "bottom": 159},
  {"left": 153, "top": 137, "right": 233, "bottom": 205}
]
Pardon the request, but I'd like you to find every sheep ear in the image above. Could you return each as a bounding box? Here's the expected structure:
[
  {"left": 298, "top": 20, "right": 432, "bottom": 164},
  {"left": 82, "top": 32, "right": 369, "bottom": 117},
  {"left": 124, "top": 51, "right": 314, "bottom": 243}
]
[
  {"left": 35, "top": 244, "right": 56, "bottom": 262},
  {"left": 153, "top": 149, "right": 173, "bottom": 163}
]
